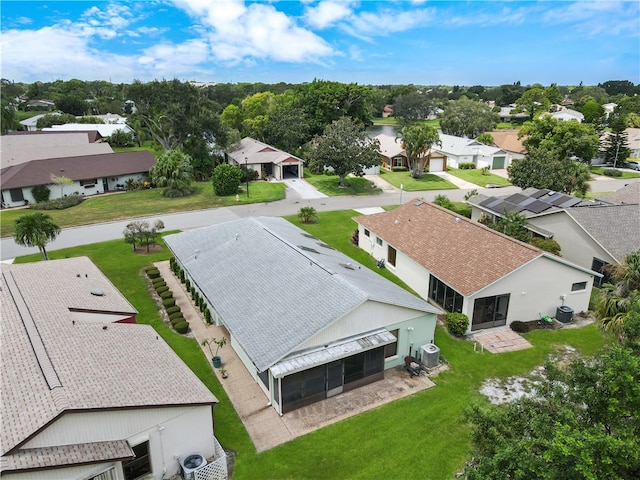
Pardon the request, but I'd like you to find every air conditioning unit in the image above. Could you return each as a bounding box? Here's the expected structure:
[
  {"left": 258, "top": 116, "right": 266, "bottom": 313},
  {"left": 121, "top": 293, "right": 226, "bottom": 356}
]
[{"left": 420, "top": 343, "right": 440, "bottom": 368}]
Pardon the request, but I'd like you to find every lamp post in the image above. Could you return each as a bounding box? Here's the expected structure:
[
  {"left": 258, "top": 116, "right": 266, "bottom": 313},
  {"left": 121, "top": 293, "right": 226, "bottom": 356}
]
[
  {"left": 245, "top": 157, "right": 249, "bottom": 198},
  {"left": 400, "top": 183, "right": 404, "bottom": 204}
]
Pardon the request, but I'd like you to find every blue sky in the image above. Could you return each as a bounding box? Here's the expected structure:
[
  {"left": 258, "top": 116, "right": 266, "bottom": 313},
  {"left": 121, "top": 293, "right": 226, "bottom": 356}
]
[{"left": 1, "top": 1, "right": 638, "bottom": 86}]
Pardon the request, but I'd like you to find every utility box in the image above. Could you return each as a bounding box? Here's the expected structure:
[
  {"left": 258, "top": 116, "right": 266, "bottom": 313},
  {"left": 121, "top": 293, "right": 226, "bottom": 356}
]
[
  {"left": 421, "top": 344, "right": 440, "bottom": 368},
  {"left": 556, "top": 306, "right": 574, "bottom": 324}
]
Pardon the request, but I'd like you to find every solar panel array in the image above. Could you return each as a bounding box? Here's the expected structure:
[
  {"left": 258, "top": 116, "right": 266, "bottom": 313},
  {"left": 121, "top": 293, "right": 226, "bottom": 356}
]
[{"left": 479, "top": 189, "right": 582, "bottom": 216}]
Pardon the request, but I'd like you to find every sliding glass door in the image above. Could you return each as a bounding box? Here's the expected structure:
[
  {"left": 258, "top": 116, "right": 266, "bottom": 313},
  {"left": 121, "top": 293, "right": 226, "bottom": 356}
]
[{"left": 472, "top": 294, "right": 510, "bottom": 330}]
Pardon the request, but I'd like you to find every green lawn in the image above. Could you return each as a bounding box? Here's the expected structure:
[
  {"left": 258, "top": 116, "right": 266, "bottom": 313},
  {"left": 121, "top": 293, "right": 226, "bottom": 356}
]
[
  {"left": 0, "top": 181, "right": 286, "bottom": 238},
  {"left": 303, "top": 171, "right": 383, "bottom": 196},
  {"left": 379, "top": 169, "right": 458, "bottom": 191},
  {"left": 13, "top": 209, "right": 607, "bottom": 479},
  {"left": 446, "top": 167, "right": 512, "bottom": 187},
  {"left": 590, "top": 166, "right": 640, "bottom": 179}
]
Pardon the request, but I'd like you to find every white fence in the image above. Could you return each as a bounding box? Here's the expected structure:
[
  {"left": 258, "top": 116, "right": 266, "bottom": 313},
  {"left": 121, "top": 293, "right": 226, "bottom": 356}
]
[{"left": 195, "top": 436, "right": 228, "bottom": 480}]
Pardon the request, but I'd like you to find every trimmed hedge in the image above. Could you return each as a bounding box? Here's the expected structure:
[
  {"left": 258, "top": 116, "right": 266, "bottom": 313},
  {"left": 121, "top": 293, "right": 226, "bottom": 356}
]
[
  {"left": 166, "top": 306, "right": 181, "bottom": 315},
  {"left": 162, "top": 298, "right": 176, "bottom": 308},
  {"left": 147, "top": 269, "right": 161, "bottom": 279},
  {"left": 444, "top": 312, "right": 469, "bottom": 337},
  {"left": 510, "top": 321, "right": 531, "bottom": 333},
  {"left": 171, "top": 317, "right": 186, "bottom": 326},
  {"left": 174, "top": 321, "right": 189, "bottom": 334},
  {"left": 603, "top": 168, "right": 623, "bottom": 177},
  {"left": 159, "top": 290, "right": 173, "bottom": 300},
  {"left": 169, "top": 312, "right": 184, "bottom": 321},
  {"left": 152, "top": 277, "right": 166, "bottom": 285},
  {"left": 156, "top": 285, "right": 169, "bottom": 294},
  {"left": 459, "top": 162, "right": 476, "bottom": 170}
]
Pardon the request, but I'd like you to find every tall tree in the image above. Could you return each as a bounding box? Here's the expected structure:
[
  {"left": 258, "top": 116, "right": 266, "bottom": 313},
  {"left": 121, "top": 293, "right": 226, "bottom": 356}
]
[
  {"left": 513, "top": 87, "right": 551, "bottom": 120},
  {"left": 508, "top": 149, "right": 591, "bottom": 195},
  {"left": 602, "top": 116, "right": 631, "bottom": 167},
  {"left": 464, "top": 338, "right": 640, "bottom": 479},
  {"left": 263, "top": 93, "right": 310, "bottom": 153},
  {"left": 395, "top": 124, "right": 441, "bottom": 178},
  {"left": 392, "top": 91, "right": 437, "bottom": 124},
  {"left": 439, "top": 97, "right": 498, "bottom": 138},
  {"left": 14, "top": 212, "right": 61, "bottom": 260},
  {"left": 149, "top": 149, "right": 195, "bottom": 197},
  {"left": 519, "top": 115, "right": 599, "bottom": 164},
  {"left": 308, "top": 117, "right": 380, "bottom": 187},
  {"left": 126, "top": 79, "right": 225, "bottom": 159},
  {"left": 480, "top": 210, "right": 532, "bottom": 243}
]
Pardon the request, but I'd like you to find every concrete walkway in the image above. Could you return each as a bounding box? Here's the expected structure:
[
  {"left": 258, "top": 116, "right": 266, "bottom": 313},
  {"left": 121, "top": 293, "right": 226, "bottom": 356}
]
[
  {"left": 430, "top": 171, "right": 479, "bottom": 189},
  {"left": 154, "top": 260, "right": 437, "bottom": 452},
  {"left": 282, "top": 177, "right": 328, "bottom": 199}
]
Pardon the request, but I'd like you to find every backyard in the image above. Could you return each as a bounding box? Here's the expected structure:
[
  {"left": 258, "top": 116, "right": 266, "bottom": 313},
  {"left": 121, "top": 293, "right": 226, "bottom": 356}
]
[{"left": 13, "top": 209, "right": 606, "bottom": 479}]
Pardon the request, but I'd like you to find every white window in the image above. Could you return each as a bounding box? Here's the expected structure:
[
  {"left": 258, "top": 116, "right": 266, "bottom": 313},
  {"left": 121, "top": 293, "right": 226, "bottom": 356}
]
[
  {"left": 571, "top": 281, "right": 587, "bottom": 292},
  {"left": 376, "top": 237, "right": 383, "bottom": 246}
]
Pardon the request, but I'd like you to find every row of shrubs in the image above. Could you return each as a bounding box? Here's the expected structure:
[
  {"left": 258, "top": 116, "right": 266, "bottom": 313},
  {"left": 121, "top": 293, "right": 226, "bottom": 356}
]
[
  {"left": 145, "top": 266, "right": 189, "bottom": 334},
  {"left": 31, "top": 193, "right": 86, "bottom": 210},
  {"left": 602, "top": 168, "right": 623, "bottom": 177},
  {"left": 169, "top": 257, "right": 212, "bottom": 324}
]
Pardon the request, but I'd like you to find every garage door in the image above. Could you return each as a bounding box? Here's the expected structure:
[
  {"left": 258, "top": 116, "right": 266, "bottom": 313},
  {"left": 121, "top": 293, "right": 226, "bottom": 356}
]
[
  {"left": 492, "top": 156, "right": 506, "bottom": 169},
  {"left": 429, "top": 158, "right": 444, "bottom": 172}
]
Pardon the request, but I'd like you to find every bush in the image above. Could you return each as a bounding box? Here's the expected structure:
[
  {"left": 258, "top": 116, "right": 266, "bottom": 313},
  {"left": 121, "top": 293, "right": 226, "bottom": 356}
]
[
  {"left": 185, "top": 279, "right": 191, "bottom": 290},
  {"left": 108, "top": 130, "right": 135, "bottom": 147},
  {"left": 166, "top": 307, "right": 181, "bottom": 316},
  {"left": 445, "top": 312, "right": 469, "bottom": 337},
  {"left": 156, "top": 285, "right": 169, "bottom": 294},
  {"left": 31, "top": 185, "right": 51, "bottom": 203},
  {"left": 171, "top": 317, "right": 186, "bottom": 326},
  {"left": 531, "top": 237, "right": 562, "bottom": 255},
  {"left": 152, "top": 278, "right": 166, "bottom": 287},
  {"left": 204, "top": 308, "right": 212, "bottom": 324},
  {"left": 162, "top": 298, "right": 176, "bottom": 308},
  {"left": 169, "top": 312, "right": 184, "bottom": 321},
  {"left": 211, "top": 163, "right": 244, "bottom": 196},
  {"left": 391, "top": 166, "right": 409, "bottom": 172},
  {"left": 174, "top": 321, "right": 189, "bottom": 334},
  {"left": 160, "top": 290, "right": 173, "bottom": 300},
  {"left": 459, "top": 162, "right": 476, "bottom": 170},
  {"left": 602, "top": 168, "right": 623, "bottom": 177},
  {"left": 33, "top": 194, "right": 84, "bottom": 210},
  {"left": 510, "top": 321, "right": 531, "bottom": 333},
  {"left": 146, "top": 269, "right": 161, "bottom": 279}
]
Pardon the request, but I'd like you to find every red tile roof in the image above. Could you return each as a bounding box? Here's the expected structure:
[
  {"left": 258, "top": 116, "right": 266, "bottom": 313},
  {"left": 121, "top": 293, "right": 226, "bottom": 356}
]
[{"left": 354, "top": 199, "right": 542, "bottom": 296}]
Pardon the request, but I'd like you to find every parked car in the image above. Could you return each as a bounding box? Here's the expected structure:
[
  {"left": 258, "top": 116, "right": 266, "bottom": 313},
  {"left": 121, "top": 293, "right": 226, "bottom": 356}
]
[{"left": 625, "top": 161, "right": 640, "bottom": 171}]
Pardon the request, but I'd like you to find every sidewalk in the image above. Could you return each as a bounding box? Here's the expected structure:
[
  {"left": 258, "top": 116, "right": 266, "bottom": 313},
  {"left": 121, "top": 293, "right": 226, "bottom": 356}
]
[
  {"left": 154, "top": 260, "right": 437, "bottom": 452},
  {"left": 430, "top": 171, "right": 479, "bottom": 189}
]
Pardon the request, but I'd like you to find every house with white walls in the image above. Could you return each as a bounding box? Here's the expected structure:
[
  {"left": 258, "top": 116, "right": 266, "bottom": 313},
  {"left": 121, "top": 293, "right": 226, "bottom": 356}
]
[{"left": 1, "top": 257, "right": 225, "bottom": 480}]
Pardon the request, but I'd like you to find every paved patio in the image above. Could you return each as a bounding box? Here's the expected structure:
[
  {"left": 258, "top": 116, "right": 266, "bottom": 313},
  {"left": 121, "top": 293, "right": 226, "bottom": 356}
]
[
  {"left": 154, "top": 261, "right": 437, "bottom": 452},
  {"left": 468, "top": 327, "right": 532, "bottom": 353}
]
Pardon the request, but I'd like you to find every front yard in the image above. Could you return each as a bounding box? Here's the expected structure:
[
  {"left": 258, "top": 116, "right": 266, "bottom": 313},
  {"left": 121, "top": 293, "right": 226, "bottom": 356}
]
[
  {"left": 446, "top": 167, "right": 512, "bottom": 187},
  {"left": 13, "top": 209, "right": 606, "bottom": 479},
  {"left": 378, "top": 169, "right": 458, "bottom": 191}
]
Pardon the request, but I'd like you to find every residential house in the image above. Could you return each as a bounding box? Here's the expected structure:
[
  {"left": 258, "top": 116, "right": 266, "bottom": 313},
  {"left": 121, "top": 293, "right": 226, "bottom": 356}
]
[
  {"left": 498, "top": 105, "right": 528, "bottom": 124},
  {"left": 26, "top": 99, "right": 55, "bottom": 111},
  {"left": 435, "top": 133, "right": 510, "bottom": 170},
  {"left": 1, "top": 132, "right": 113, "bottom": 169},
  {"left": 43, "top": 123, "right": 133, "bottom": 138},
  {"left": 468, "top": 187, "right": 640, "bottom": 286},
  {"left": 625, "top": 128, "right": 640, "bottom": 158},
  {"left": 1, "top": 151, "right": 156, "bottom": 208},
  {"left": 19, "top": 114, "right": 46, "bottom": 132},
  {"left": 354, "top": 200, "right": 598, "bottom": 332},
  {"left": 0, "top": 257, "right": 223, "bottom": 480},
  {"left": 375, "top": 133, "right": 447, "bottom": 172},
  {"left": 548, "top": 109, "right": 584, "bottom": 122},
  {"left": 602, "top": 102, "right": 618, "bottom": 118},
  {"left": 479, "top": 130, "right": 526, "bottom": 164},
  {"left": 164, "top": 217, "right": 441, "bottom": 415},
  {"left": 225, "top": 137, "right": 304, "bottom": 180}
]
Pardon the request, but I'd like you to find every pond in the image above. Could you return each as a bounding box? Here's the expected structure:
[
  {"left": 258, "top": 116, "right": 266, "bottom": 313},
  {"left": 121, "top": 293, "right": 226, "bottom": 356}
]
[{"left": 366, "top": 124, "right": 398, "bottom": 138}]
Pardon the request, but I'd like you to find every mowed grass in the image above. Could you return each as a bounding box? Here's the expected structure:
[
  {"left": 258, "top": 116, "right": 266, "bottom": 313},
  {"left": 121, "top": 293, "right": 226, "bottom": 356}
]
[
  {"left": 379, "top": 169, "right": 458, "bottom": 191},
  {"left": 303, "top": 171, "right": 383, "bottom": 196},
  {"left": 0, "top": 181, "right": 286, "bottom": 238},
  {"left": 590, "top": 166, "right": 640, "bottom": 179},
  {"left": 14, "top": 210, "right": 606, "bottom": 479},
  {"left": 446, "top": 167, "right": 512, "bottom": 187}
]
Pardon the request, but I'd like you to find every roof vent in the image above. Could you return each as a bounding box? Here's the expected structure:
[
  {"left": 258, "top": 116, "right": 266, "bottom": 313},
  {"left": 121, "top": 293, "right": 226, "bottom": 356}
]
[
  {"left": 91, "top": 290, "right": 105, "bottom": 296},
  {"left": 339, "top": 262, "right": 356, "bottom": 270},
  {"left": 415, "top": 200, "right": 424, "bottom": 206}
]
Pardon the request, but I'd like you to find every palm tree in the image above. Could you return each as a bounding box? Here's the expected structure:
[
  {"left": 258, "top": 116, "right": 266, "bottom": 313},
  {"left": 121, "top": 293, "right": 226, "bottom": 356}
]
[
  {"left": 395, "top": 124, "right": 441, "bottom": 178},
  {"left": 149, "top": 149, "right": 195, "bottom": 197},
  {"left": 297, "top": 206, "right": 318, "bottom": 224},
  {"left": 596, "top": 250, "right": 640, "bottom": 338},
  {"left": 13, "top": 212, "right": 61, "bottom": 260}
]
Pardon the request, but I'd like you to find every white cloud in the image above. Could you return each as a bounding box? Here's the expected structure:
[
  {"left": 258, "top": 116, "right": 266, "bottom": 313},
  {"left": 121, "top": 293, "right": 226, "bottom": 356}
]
[
  {"left": 172, "top": 0, "right": 334, "bottom": 63},
  {"left": 304, "top": 1, "right": 353, "bottom": 29}
]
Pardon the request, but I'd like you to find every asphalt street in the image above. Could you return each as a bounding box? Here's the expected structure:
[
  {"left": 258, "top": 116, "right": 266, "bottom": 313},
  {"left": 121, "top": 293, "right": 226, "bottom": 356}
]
[{"left": 1, "top": 175, "right": 636, "bottom": 261}]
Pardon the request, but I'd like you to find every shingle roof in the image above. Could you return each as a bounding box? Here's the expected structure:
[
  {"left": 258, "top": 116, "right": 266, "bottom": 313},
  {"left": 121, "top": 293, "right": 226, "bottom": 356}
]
[
  {"left": 0, "top": 257, "right": 217, "bottom": 455},
  {"left": 594, "top": 182, "right": 640, "bottom": 206},
  {"left": 0, "top": 151, "right": 155, "bottom": 189},
  {"left": 435, "top": 133, "right": 504, "bottom": 157},
  {"left": 164, "top": 217, "right": 439, "bottom": 372},
  {"left": 564, "top": 204, "right": 640, "bottom": 263},
  {"left": 482, "top": 130, "right": 526, "bottom": 154},
  {"left": 226, "top": 137, "right": 304, "bottom": 166},
  {"left": 354, "top": 200, "right": 543, "bottom": 296}
]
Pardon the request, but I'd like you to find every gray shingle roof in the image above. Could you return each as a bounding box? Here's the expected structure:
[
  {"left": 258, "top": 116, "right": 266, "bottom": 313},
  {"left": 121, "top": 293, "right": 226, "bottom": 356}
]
[
  {"left": 164, "top": 217, "right": 439, "bottom": 372},
  {"left": 565, "top": 204, "right": 640, "bottom": 262},
  {"left": 0, "top": 151, "right": 156, "bottom": 189},
  {"left": 1, "top": 257, "right": 217, "bottom": 455}
]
